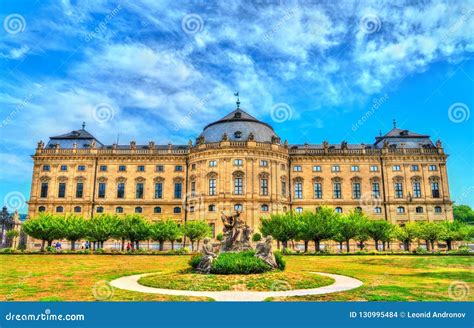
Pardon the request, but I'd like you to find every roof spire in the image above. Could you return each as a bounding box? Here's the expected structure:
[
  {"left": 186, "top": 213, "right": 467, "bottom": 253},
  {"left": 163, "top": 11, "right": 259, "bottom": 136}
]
[
  {"left": 393, "top": 119, "right": 397, "bottom": 129},
  {"left": 234, "top": 91, "right": 240, "bottom": 109},
  {"left": 379, "top": 130, "right": 382, "bottom": 137},
  {"left": 82, "top": 121, "right": 86, "bottom": 130}
]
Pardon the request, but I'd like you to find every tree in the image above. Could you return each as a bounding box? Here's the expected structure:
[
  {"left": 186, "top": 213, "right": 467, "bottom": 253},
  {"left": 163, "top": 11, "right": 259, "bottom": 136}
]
[
  {"left": 416, "top": 222, "right": 444, "bottom": 251},
  {"left": 22, "top": 213, "right": 64, "bottom": 251},
  {"left": 394, "top": 223, "right": 418, "bottom": 252},
  {"left": 304, "top": 207, "right": 337, "bottom": 252},
  {"left": 87, "top": 214, "right": 118, "bottom": 249},
  {"left": 337, "top": 211, "right": 365, "bottom": 252},
  {"left": 354, "top": 216, "right": 370, "bottom": 250},
  {"left": 121, "top": 214, "right": 151, "bottom": 250},
  {"left": 63, "top": 214, "right": 87, "bottom": 250},
  {"left": 298, "top": 211, "right": 313, "bottom": 252},
  {"left": 366, "top": 220, "right": 393, "bottom": 251},
  {"left": 6, "top": 229, "right": 19, "bottom": 248},
  {"left": 165, "top": 220, "right": 182, "bottom": 250},
  {"left": 183, "top": 220, "right": 210, "bottom": 251},
  {"left": 261, "top": 212, "right": 299, "bottom": 250},
  {"left": 453, "top": 204, "right": 474, "bottom": 224},
  {"left": 439, "top": 221, "right": 469, "bottom": 250}
]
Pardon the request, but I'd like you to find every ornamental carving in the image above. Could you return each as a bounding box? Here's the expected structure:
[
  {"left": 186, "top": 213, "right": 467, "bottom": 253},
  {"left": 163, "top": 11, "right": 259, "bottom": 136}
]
[
  {"left": 74, "top": 176, "right": 86, "bottom": 182},
  {"left": 392, "top": 175, "right": 404, "bottom": 183},
  {"left": 57, "top": 176, "right": 68, "bottom": 182},
  {"left": 135, "top": 176, "right": 146, "bottom": 182},
  {"left": 410, "top": 175, "right": 422, "bottom": 182},
  {"left": 116, "top": 176, "right": 127, "bottom": 183},
  {"left": 232, "top": 170, "right": 245, "bottom": 178},
  {"left": 429, "top": 176, "right": 440, "bottom": 182},
  {"left": 312, "top": 176, "right": 323, "bottom": 183},
  {"left": 153, "top": 176, "right": 165, "bottom": 182},
  {"left": 39, "top": 176, "right": 51, "bottom": 182},
  {"left": 97, "top": 176, "right": 108, "bottom": 183}
]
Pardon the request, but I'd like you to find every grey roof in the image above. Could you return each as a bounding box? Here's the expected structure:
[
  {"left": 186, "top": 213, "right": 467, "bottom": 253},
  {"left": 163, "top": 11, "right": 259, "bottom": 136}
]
[
  {"left": 290, "top": 144, "right": 373, "bottom": 150},
  {"left": 47, "top": 128, "right": 103, "bottom": 149},
  {"left": 374, "top": 127, "right": 433, "bottom": 149},
  {"left": 200, "top": 108, "right": 279, "bottom": 143}
]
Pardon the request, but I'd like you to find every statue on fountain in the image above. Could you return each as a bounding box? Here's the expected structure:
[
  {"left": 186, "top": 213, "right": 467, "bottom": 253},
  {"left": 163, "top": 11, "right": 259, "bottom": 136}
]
[
  {"left": 196, "top": 238, "right": 217, "bottom": 274},
  {"left": 220, "top": 211, "right": 253, "bottom": 252}
]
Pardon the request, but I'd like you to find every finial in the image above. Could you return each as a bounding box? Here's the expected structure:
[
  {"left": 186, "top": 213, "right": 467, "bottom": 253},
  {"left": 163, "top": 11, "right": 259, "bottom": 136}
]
[
  {"left": 82, "top": 121, "right": 86, "bottom": 129},
  {"left": 379, "top": 130, "right": 382, "bottom": 137},
  {"left": 234, "top": 92, "right": 240, "bottom": 109},
  {"left": 393, "top": 119, "right": 397, "bottom": 129}
]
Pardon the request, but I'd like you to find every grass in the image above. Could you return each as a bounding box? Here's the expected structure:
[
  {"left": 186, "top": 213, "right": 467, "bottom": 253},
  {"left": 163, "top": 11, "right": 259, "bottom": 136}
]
[
  {"left": 0, "top": 255, "right": 472, "bottom": 301},
  {"left": 138, "top": 270, "right": 333, "bottom": 291}
]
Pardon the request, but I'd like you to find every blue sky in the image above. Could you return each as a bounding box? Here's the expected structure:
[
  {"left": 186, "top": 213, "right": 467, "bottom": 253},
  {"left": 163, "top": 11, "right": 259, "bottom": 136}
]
[{"left": 0, "top": 0, "right": 473, "bottom": 213}]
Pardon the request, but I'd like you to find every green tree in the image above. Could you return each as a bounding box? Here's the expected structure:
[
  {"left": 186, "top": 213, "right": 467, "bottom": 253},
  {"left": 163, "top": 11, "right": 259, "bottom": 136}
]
[
  {"left": 63, "top": 214, "right": 87, "bottom": 250},
  {"left": 165, "top": 219, "right": 182, "bottom": 250},
  {"left": 354, "top": 216, "right": 370, "bottom": 250},
  {"left": 5, "top": 229, "right": 19, "bottom": 248},
  {"left": 261, "top": 212, "right": 299, "bottom": 250},
  {"left": 394, "top": 223, "right": 418, "bottom": 252},
  {"left": 87, "top": 214, "right": 118, "bottom": 249},
  {"left": 22, "top": 213, "right": 64, "bottom": 251},
  {"left": 439, "top": 221, "right": 469, "bottom": 250},
  {"left": 416, "top": 222, "right": 444, "bottom": 251},
  {"left": 298, "top": 211, "right": 313, "bottom": 252},
  {"left": 183, "top": 220, "right": 211, "bottom": 251},
  {"left": 252, "top": 232, "right": 262, "bottom": 242},
  {"left": 366, "top": 220, "right": 393, "bottom": 251},
  {"left": 453, "top": 204, "right": 474, "bottom": 224},
  {"left": 304, "top": 207, "right": 337, "bottom": 252},
  {"left": 121, "top": 214, "right": 151, "bottom": 250},
  {"left": 337, "top": 211, "right": 366, "bottom": 252}
]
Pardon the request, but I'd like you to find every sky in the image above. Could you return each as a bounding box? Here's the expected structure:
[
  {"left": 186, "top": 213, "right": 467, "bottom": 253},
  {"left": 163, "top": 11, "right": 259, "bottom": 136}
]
[{"left": 0, "top": 0, "right": 473, "bottom": 213}]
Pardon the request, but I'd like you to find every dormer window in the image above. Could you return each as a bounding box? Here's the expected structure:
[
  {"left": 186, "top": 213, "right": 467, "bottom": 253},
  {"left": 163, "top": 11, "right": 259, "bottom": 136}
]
[
  {"left": 234, "top": 112, "right": 241, "bottom": 118},
  {"left": 234, "top": 131, "right": 242, "bottom": 139}
]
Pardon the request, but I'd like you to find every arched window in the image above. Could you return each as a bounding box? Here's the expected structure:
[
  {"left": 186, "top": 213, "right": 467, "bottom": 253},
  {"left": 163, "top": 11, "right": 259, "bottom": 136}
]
[
  {"left": 74, "top": 206, "right": 81, "bottom": 213},
  {"left": 96, "top": 206, "right": 104, "bottom": 213},
  {"left": 355, "top": 207, "right": 363, "bottom": 213},
  {"left": 56, "top": 206, "right": 64, "bottom": 213},
  {"left": 295, "top": 207, "right": 303, "bottom": 213},
  {"left": 116, "top": 206, "right": 123, "bottom": 213},
  {"left": 282, "top": 206, "right": 288, "bottom": 212},
  {"left": 173, "top": 207, "right": 181, "bottom": 214},
  {"left": 208, "top": 204, "right": 216, "bottom": 212},
  {"left": 154, "top": 206, "right": 161, "bottom": 214},
  {"left": 261, "top": 204, "right": 269, "bottom": 212},
  {"left": 374, "top": 207, "right": 382, "bottom": 214},
  {"left": 397, "top": 206, "right": 405, "bottom": 214},
  {"left": 38, "top": 206, "right": 46, "bottom": 212},
  {"left": 135, "top": 207, "right": 142, "bottom": 213},
  {"left": 434, "top": 206, "right": 442, "bottom": 213},
  {"left": 416, "top": 206, "right": 424, "bottom": 213},
  {"left": 234, "top": 204, "right": 243, "bottom": 212},
  {"left": 335, "top": 207, "right": 343, "bottom": 213}
]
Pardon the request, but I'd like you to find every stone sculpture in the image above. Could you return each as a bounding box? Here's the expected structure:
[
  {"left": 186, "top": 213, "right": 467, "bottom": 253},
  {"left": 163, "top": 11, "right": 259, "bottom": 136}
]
[
  {"left": 255, "top": 236, "right": 278, "bottom": 269},
  {"left": 220, "top": 211, "right": 252, "bottom": 252},
  {"left": 196, "top": 238, "right": 217, "bottom": 274}
]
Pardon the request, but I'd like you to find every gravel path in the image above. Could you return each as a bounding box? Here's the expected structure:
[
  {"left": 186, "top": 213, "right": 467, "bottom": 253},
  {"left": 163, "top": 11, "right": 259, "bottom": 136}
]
[{"left": 110, "top": 272, "right": 363, "bottom": 302}]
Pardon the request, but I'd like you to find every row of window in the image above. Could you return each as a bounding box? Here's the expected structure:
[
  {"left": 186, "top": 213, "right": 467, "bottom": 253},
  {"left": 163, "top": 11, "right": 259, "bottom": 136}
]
[
  {"left": 39, "top": 179, "right": 441, "bottom": 201},
  {"left": 293, "top": 206, "right": 443, "bottom": 214},
  {"left": 40, "top": 203, "right": 444, "bottom": 216},
  {"left": 43, "top": 163, "right": 439, "bottom": 174},
  {"left": 294, "top": 181, "right": 440, "bottom": 200},
  {"left": 293, "top": 164, "right": 438, "bottom": 172}
]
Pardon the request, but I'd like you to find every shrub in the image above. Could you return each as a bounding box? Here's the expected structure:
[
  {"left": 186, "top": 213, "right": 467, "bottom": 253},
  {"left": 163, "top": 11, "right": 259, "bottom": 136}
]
[
  {"left": 216, "top": 233, "right": 223, "bottom": 242},
  {"left": 413, "top": 246, "right": 428, "bottom": 255},
  {"left": 94, "top": 248, "right": 105, "bottom": 254},
  {"left": 0, "top": 248, "right": 17, "bottom": 254},
  {"left": 189, "top": 251, "right": 285, "bottom": 274},
  {"left": 252, "top": 233, "right": 262, "bottom": 242},
  {"left": 45, "top": 246, "right": 56, "bottom": 253}
]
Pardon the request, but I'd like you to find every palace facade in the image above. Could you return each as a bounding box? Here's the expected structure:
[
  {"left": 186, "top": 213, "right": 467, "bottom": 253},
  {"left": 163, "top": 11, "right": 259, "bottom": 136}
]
[{"left": 27, "top": 107, "right": 453, "bottom": 239}]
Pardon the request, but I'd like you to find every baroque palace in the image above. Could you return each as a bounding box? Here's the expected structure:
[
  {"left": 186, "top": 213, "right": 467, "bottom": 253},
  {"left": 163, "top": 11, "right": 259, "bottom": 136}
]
[{"left": 27, "top": 104, "right": 453, "bottom": 240}]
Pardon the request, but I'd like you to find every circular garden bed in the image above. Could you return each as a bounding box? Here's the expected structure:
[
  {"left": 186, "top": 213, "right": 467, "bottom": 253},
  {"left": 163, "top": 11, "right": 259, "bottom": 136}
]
[{"left": 138, "top": 270, "right": 334, "bottom": 292}]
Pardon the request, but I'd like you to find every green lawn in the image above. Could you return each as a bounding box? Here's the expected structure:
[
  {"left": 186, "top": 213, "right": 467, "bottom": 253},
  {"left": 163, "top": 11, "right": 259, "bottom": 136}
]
[{"left": 0, "top": 255, "right": 472, "bottom": 301}]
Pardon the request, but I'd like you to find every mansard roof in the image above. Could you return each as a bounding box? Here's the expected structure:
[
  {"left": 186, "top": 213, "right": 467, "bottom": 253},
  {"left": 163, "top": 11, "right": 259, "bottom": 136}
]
[
  {"left": 47, "top": 125, "right": 103, "bottom": 149},
  {"left": 374, "top": 127, "right": 433, "bottom": 149}
]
